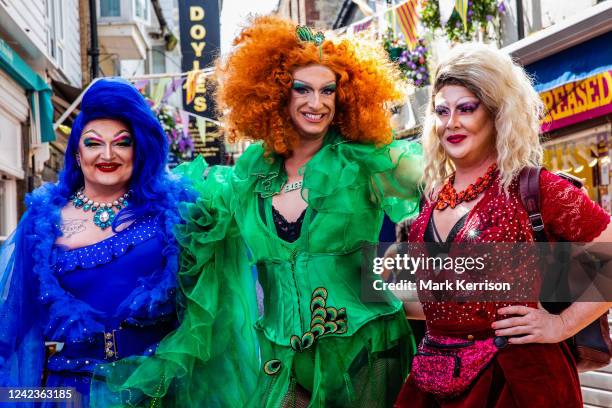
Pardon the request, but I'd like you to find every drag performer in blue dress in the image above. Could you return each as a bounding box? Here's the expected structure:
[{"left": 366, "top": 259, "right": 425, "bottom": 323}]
[{"left": 0, "top": 78, "right": 193, "bottom": 407}]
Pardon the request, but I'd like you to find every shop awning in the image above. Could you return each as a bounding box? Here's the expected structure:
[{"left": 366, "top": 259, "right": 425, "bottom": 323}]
[
  {"left": 0, "top": 38, "right": 54, "bottom": 142},
  {"left": 525, "top": 31, "right": 612, "bottom": 93}
]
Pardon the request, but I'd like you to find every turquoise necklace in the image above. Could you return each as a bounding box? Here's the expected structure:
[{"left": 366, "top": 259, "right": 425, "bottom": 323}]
[{"left": 70, "top": 189, "right": 130, "bottom": 230}]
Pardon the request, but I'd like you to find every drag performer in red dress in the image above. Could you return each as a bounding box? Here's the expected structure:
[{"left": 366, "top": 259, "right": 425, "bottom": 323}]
[{"left": 395, "top": 43, "right": 612, "bottom": 407}]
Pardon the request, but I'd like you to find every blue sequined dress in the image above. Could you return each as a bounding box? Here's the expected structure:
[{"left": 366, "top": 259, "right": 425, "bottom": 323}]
[{"left": 0, "top": 183, "right": 188, "bottom": 407}]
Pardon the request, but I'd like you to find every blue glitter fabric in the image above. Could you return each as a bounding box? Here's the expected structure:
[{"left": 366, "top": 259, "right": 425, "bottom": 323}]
[
  {"left": 0, "top": 178, "right": 192, "bottom": 407},
  {"left": 53, "top": 215, "right": 159, "bottom": 272},
  {"left": 44, "top": 216, "right": 175, "bottom": 406}
]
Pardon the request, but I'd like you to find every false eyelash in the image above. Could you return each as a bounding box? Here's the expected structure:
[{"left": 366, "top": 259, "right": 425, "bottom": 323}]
[{"left": 114, "top": 137, "right": 133, "bottom": 147}]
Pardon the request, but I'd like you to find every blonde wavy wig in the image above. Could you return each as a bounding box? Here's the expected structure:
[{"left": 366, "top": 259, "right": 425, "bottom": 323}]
[{"left": 422, "top": 42, "right": 544, "bottom": 197}]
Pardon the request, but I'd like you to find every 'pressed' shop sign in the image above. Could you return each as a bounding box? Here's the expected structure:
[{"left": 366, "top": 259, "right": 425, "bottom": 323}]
[{"left": 541, "top": 70, "right": 612, "bottom": 132}]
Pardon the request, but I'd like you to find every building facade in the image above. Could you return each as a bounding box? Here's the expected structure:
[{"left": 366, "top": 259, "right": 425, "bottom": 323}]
[
  {"left": 0, "top": 0, "right": 82, "bottom": 239},
  {"left": 277, "top": 0, "right": 345, "bottom": 28},
  {"left": 95, "top": 0, "right": 180, "bottom": 80},
  {"left": 504, "top": 2, "right": 612, "bottom": 211}
]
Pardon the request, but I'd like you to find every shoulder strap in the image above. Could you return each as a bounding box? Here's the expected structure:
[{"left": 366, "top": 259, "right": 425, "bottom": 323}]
[{"left": 519, "top": 167, "right": 548, "bottom": 242}]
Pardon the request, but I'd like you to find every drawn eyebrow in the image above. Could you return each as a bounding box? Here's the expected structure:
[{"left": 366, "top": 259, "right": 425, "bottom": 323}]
[
  {"left": 82, "top": 129, "right": 103, "bottom": 138},
  {"left": 112, "top": 129, "right": 130, "bottom": 137},
  {"left": 82, "top": 128, "right": 130, "bottom": 139},
  {"left": 111, "top": 132, "right": 133, "bottom": 142},
  {"left": 455, "top": 98, "right": 479, "bottom": 105},
  {"left": 293, "top": 81, "right": 337, "bottom": 91}
]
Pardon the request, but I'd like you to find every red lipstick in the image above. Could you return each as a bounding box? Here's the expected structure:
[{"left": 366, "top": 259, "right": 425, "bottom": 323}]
[
  {"left": 95, "top": 163, "right": 121, "bottom": 172},
  {"left": 447, "top": 134, "right": 467, "bottom": 144}
]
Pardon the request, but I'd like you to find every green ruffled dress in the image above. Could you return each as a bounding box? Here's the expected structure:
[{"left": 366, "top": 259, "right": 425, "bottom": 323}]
[{"left": 91, "top": 129, "right": 423, "bottom": 407}]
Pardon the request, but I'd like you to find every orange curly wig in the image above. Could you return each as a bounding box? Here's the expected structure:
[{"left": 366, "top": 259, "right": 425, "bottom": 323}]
[{"left": 215, "top": 14, "right": 405, "bottom": 156}]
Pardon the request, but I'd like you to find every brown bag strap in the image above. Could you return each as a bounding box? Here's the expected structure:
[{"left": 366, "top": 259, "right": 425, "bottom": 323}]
[
  {"left": 519, "top": 167, "right": 547, "bottom": 242},
  {"left": 519, "top": 167, "right": 612, "bottom": 369}
]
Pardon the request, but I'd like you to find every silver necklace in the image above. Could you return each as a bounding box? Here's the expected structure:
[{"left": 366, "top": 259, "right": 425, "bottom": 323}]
[{"left": 283, "top": 180, "right": 303, "bottom": 193}]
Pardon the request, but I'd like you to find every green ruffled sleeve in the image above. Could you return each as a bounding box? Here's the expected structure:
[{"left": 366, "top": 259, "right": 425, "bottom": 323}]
[
  {"left": 371, "top": 139, "right": 424, "bottom": 222},
  {"left": 90, "top": 156, "right": 259, "bottom": 407},
  {"left": 302, "top": 136, "right": 424, "bottom": 223}
]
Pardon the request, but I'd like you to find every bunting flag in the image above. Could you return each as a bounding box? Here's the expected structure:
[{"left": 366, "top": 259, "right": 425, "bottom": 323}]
[
  {"left": 162, "top": 77, "right": 185, "bottom": 104},
  {"left": 184, "top": 71, "right": 199, "bottom": 105},
  {"left": 58, "top": 124, "right": 72, "bottom": 135},
  {"left": 133, "top": 79, "right": 150, "bottom": 92},
  {"left": 438, "top": 0, "right": 456, "bottom": 26},
  {"left": 396, "top": 0, "right": 419, "bottom": 50},
  {"left": 196, "top": 116, "right": 207, "bottom": 146},
  {"left": 180, "top": 110, "right": 191, "bottom": 139},
  {"left": 455, "top": 0, "right": 469, "bottom": 31},
  {"left": 384, "top": 8, "right": 398, "bottom": 38},
  {"left": 152, "top": 77, "right": 171, "bottom": 108},
  {"left": 352, "top": 17, "right": 373, "bottom": 33}
]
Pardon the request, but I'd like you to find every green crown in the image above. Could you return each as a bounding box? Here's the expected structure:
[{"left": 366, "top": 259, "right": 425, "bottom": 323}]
[{"left": 296, "top": 25, "right": 325, "bottom": 46}]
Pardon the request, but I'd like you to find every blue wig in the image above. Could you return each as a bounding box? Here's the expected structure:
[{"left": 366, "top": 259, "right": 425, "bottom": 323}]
[{"left": 58, "top": 78, "right": 172, "bottom": 223}]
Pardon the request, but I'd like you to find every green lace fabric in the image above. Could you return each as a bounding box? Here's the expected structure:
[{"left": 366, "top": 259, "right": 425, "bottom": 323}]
[{"left": 91, "top": 129, "right": 424, "bottom": 407}]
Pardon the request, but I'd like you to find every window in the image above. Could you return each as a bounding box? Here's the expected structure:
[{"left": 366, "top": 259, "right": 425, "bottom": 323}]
[
  {"left": 0, "top": 177, "right": 17, "bottom": 240},
  {"left": 100, "top": 0, "right": 121, "bottom": 17},
  {"left": 152, "top": 46, "right": 166, "bottom": 74},
  {"left": 46, "top": 0, "right": 65, "bottom": 68},
  {"left": 134, "top": 0, "right": 149, "bottom": 21}
]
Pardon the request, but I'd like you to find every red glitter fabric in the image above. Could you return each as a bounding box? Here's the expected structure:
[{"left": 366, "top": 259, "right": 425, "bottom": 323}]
[{"left": 395, "top": 170, "right": 610, "bottom": 407}]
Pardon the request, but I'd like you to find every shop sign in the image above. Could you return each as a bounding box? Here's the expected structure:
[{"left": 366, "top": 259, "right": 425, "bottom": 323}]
[
  {"left": 178, "top": 0, "right": 224, "bottom": 164},
  {"left": 178, "top": 0, "right": 220, "bottom": 117},
  {"left": 541, "top": 70, "right": 612, "bottom": 132}
]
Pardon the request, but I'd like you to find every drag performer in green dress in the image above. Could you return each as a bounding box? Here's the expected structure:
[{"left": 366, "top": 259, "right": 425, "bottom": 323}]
[{"left": 93, "top": 15, "right": 424, "bottom": 407}]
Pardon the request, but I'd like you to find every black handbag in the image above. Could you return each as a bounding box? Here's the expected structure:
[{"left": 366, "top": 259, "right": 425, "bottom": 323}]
[{"left": 519, "top": 166, "right": 612, "bottom": 372}]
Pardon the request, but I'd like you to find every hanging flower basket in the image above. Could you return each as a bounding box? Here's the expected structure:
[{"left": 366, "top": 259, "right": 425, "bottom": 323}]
[
  {"left": 383, "top": 31, "right": 430, "bottom": 87},
  {"left": 157, "top": 105, "right": 195, "bottom": 163},
  {"left": 421, "top": 0, "right": 506, "bottom": 42}
]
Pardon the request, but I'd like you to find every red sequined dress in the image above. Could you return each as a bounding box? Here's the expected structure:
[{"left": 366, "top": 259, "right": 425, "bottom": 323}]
[{"left": 395, "top": 169, "right": 610, "bottom": 408}]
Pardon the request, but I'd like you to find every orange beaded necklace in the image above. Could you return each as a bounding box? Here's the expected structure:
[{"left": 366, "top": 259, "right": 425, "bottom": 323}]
[{"left": 435, "top": 163, "right": 498, "bottom": 210}]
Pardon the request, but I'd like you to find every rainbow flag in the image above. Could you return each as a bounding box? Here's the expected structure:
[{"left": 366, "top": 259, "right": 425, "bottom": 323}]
[
  {"left": 395, "top": 0, "right": 419, "bottom": 50},
  {"left": 455, "top": 0, "right": 469, "bottom": 31}
]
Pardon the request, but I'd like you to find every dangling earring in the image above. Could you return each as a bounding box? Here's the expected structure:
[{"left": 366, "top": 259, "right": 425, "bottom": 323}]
[{"left": 75, "top": 154, "right": 81, "bottom": 168}]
